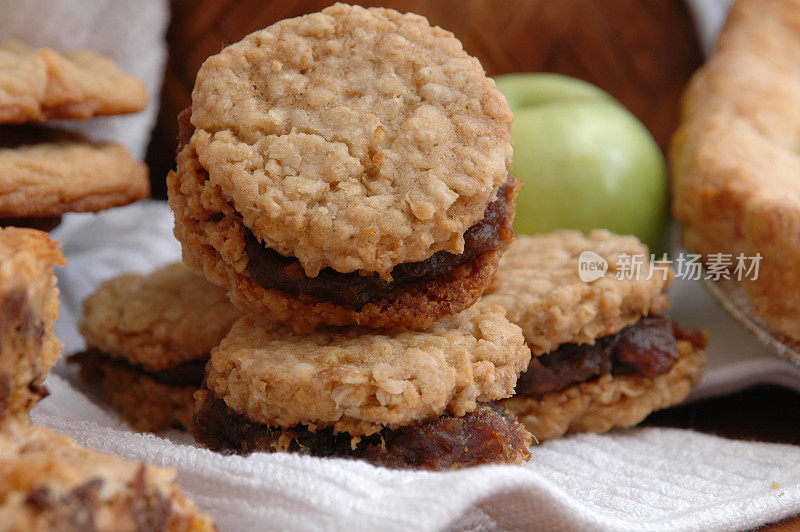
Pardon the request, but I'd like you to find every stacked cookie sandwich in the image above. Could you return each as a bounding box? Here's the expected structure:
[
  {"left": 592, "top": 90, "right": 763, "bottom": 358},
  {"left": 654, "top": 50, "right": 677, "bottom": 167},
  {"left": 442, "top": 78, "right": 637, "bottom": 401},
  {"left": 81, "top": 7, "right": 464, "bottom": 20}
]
[
  {"left": 0, "top": 41, "right": 150, "bottom": 229},
  {"left": 482, "top": 231, "right": 708, "bottom": 442},
  {"left": 163, "top": 3, "right": 534, "bottom": 470},
  {"left": 0, "top": 228, "right": 215, "bottom": 530}
]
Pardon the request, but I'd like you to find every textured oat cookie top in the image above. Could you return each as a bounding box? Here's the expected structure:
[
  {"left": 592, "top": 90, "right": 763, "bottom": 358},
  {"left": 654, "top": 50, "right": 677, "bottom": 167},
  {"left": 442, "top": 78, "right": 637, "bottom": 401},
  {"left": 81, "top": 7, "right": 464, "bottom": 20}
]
[
  {"left": 80, "top": 263, "right": 243, "bottom": 371},
  {"left": 0, "top": 40, "right": 148, "bottom": 123},
  {"left": 482, "top": 231, "right": 670, "bottom": 355},
  {"left": 190, "top": 3, "right": 513, "bottom": 277},
  {"left": 206, "top": 302, "right": 530, "bottom": 436}
]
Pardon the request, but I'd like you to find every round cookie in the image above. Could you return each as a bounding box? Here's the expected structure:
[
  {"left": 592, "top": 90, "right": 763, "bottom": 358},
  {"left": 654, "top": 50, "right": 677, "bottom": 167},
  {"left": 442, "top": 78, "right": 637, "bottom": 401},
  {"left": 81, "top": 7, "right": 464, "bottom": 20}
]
[
  {"left": 188, "top": 3, "right": 512, "bottom": 277},
  {"left": 481, "top": 230, "right": 671, "bottom": 355},
  {"left": 0, "top": 125, "right": 150, "bottom": 219},
  {"left": 206, "top": 302, "right": 531, "bottom": 437},
  {"left": 79, "top": 262, "right": 242, "bottom": 371},
  {"left": 0, "top": 40, "right": 148, "bottom": 123},
  {"left": 73, "top": 263, "right": 242, "bottom": 432},
  {"left": 169, "top": 3, "right": 515, "bottom": 331}
]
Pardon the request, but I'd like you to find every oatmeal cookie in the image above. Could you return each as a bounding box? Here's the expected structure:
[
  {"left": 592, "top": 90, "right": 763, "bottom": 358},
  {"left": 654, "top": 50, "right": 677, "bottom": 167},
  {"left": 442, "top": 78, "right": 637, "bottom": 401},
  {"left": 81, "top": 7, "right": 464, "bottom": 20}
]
[
  {"left": 204, "top": 302, "right": 530, "bottom": 437},
  {"left": 0, "top": 125, "right": 149, "bottom": 219},
  {"left": 482, "top": 231, "right": 671, "bottom": 355},
  {"left": 0, "top": 40, "right": 147, "bottom": 123},
  {"left": 671, "top": 0, "right": 800, "bottom": 340},
  {"left": 169, "top": 3, "right": 515, "bottom": 330},
  {"left": 72, "top": 263, "right": 240, "bottom": 432},
  {"left": 481, "top": 231, "right": 707, "bottom": 440},
  {"left": 0, "top": 416, "right": 215, "bottom": 531},
  {"left": 79, "top": 263, "right": 241, "bottom": 371},
  {"left": 0, "top": 227, "right": 64, "bottom": 420}
]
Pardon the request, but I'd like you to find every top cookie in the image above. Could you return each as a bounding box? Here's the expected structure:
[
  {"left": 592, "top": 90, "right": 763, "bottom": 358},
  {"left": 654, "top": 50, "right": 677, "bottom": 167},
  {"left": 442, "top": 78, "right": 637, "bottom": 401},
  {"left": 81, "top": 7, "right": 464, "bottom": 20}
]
[
  {"left": 481, "top": 231, "right": 671, "bottom": 355},
  {"left": 206, "top": 302, "right": 530, "bottom": 436},
  {"left": 0, "top": 40, "right": 148, "bottom": 123},
  {"left": 189, "top": 3, "right": 512, "bottom": 277},
  {"left": 80, "top": 263, "right": 243, "bottom": 371}
]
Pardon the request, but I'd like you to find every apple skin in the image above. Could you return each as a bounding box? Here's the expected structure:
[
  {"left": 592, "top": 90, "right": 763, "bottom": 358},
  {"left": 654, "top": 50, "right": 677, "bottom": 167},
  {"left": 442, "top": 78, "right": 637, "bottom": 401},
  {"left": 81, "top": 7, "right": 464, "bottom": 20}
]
[
  {"left": 497, "top": 75, "right": 670, "bottom": 253},
  {"left": 495, "top": 72, "right": 612, "bottom": 110}
]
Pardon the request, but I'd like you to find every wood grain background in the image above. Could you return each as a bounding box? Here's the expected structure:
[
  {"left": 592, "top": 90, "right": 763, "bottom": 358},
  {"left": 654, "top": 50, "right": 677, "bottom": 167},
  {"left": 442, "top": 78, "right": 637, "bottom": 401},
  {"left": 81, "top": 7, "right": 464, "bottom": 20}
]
[{"left": 145, "top": 0, "right": 703, "bottom": 196}]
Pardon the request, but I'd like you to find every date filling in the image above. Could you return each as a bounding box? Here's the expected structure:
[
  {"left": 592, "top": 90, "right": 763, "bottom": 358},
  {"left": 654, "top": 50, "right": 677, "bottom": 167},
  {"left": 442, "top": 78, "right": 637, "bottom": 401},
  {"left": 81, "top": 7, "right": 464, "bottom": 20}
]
[
  {"left": 68, "top": 348, "right": 205, "bottom": 388},
  {"left": 517, "top": 315, "right": 706, "bottom": 399},
  {"left": 244, "top": 176, "right": 517, "bottom": 309},
  {"left": 191, "top": 389, "right": 532, "bottom": 470}
]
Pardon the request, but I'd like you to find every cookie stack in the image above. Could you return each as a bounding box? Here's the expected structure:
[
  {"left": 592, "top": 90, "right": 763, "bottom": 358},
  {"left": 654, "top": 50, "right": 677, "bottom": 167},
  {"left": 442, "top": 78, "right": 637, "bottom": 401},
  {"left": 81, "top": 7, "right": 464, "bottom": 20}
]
[
  {"left": 0, "top": 227, "right": 214, "bottom": 530},
  {"left": 0, "top": 41, "right": 150, "bottom": 230},
  {"left": 168, "top": 5, "right": 538, "bottom": 469},
  {"left": 70, "top": 4, "right": 535, "bottom": 470},
  {"left": 71, "top": 3, "right": 709, "bottom": 469}
]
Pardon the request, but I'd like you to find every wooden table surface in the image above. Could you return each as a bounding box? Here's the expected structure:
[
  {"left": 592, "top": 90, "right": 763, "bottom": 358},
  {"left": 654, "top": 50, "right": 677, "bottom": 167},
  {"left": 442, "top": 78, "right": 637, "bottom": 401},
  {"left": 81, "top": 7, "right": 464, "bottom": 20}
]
[{"left": 146, "top": 2, "right": 800, "bottom": 528}]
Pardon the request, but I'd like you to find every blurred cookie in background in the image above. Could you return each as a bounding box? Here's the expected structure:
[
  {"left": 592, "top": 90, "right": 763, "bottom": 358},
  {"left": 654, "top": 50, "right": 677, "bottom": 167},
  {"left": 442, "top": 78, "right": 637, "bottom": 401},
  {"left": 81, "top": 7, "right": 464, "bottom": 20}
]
[
  {"left": 69, "top": 263, "right": 242, "bottom": 432},
  {"left": 0, "top": 125, "right": 149, "bottom": 229},
  {"left": 0, "top": 40, "right": 147, "bottom": 123}
]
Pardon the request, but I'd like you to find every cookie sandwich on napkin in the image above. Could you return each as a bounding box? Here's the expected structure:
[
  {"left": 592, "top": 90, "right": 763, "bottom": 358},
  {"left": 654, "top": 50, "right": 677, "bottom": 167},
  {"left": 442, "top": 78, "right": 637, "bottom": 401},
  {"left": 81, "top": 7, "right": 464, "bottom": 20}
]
[
  {"left": 69, "top": 263, "right": 242, "bottom": 432},
  {"left": 191, "top": 302, "right": 533, "bottom": 470},
  {"left": 482, "top": 230, "right": 708, "bottom": 441}
]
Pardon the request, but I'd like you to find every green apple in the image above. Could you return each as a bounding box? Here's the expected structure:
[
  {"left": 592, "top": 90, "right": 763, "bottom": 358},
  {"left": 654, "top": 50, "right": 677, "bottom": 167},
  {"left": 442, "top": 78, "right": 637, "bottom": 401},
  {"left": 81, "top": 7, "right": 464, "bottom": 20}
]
[
  {"left": 495, "top": 73, "right": 669, "bottom": 253},
  {"left": 495, "top": 72, "right": 613, "bottom": 110}
]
